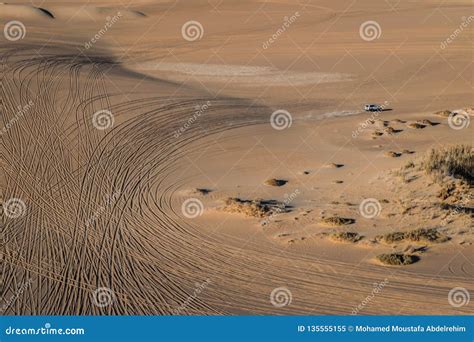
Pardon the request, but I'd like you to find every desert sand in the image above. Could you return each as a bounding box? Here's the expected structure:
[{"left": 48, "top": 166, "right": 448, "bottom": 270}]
[{"left": 1, "top": 0, "right": 473, "bottom": 315}]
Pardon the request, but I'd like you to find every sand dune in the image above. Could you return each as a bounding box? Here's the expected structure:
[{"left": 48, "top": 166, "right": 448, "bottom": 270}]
[{"left": 1, "top": 0, "right": 472, "bottom": 316}]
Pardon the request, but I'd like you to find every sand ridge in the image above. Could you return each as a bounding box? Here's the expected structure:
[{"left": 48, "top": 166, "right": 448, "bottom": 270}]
[{"left": 0, "top": 3, "right": 147, "bottom": 21}]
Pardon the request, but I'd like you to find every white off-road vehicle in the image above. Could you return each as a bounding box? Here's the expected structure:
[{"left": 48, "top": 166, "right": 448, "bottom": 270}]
[{"left": 364, "top": 104, "right": 382, "bottom": 112}]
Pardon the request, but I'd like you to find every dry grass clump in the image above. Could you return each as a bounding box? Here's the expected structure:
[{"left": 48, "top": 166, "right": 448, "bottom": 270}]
[
  {"left": 222, "top": 197, "right": 287, "bottom": 218},
  {"left": 382, "top": 228, "right": 448, "bottom": 244},
  {"left": 407, "top": 122, "right": 426, "bottom": 129},
  {"left": 382, "top": 232, "right": 406, "bottom": 243},
  {"left": 438, "top": 183, "right": 456, "bottom": 200},
  {"left": 391, "top": 119, "right": 406, "bottom": 123},
  {"left": 325, "top": 163, "right": 344, "bottom": 168},
  {"left": 435, "top": 110, "right": 452, "bottom": 117},
  {"left": 384, "top": 151, "right": 401, "bottom": 158},
  {"left": 264, "top": 178, "right": 287, "bottom": 187},
  {"left": 320, "top": 216, "right": 355, "bottom": 226},
  {"left": 374, "top": 119, "right": 389, "bottom": 127},
  {"left": 438, "top": 181, "right": 472, "bottom": 202},
  {"left": 331, "top": 231, "right": 362, "bottom": 243},
  {"left": 194, "top": 188, "right": 212, "bottom": 195},
  {"left": 423, "top": 145, "right": 473, "bottom": 184},
  {"left": 404, "top": 228, "right": 448, "bottom": 242},
  {"left": 377, "top": 253, "right": 419, "bottom": 265},
  {"left": 372, "top": 130, "right": 384, "bottom": 137},
  {"left": 384, "top": 126, "right": 402, "bottom": 134},
  {"left": 439, "top": 201, "right": 474, "bottom": 216},
  {"left": 417, "top": 119, "right": 438, "bottom": 126}
]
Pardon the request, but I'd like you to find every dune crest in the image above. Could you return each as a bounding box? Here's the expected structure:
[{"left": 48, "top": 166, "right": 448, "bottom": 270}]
[{"left": 0, "top": 4, "right": 55, "bottom": 19}]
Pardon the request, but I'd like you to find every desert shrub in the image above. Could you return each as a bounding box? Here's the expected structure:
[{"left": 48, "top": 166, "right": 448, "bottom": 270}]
[
  {"left": 407, "top": 123, "right": 426, "bottom": 129},
  {"left": 264, "top": 179, "right": 287, "bottom": 186},
  {"left": 383, "top": 232, "right": 406, "bottom": 243},
  {"left": 384, "top": 151, "right": 401, "bottom": 158},
  {"left": 331, "top": 232, "right": 362, "bottom": 243},
  {"left": 382, "top": 228, "right": 448, "bottom": 244},
  {"left": 222, "top": 197, "right": 287, "bottom": 218},
  {"left": 377, "top": 253, "right": 419, "bottom": 265},
  {"left": 320, "top": 216, "right": 355, "bottom": 226},
  {"left": 404, "top": 161, "right": 415, "bottom": 169},
  {"left": 434, "top": 110, "right": 452, "bottom": 117},
  {"left": 423, "top": 145, "right": 473, "bottom": 184},
  {"left": 404, "top": 228, "right": 447, "bottom": 242}
]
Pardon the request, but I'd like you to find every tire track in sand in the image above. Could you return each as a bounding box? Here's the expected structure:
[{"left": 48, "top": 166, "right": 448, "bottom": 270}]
[{"left": 1, "top": 47, "right": 472, "bottom": 315}]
